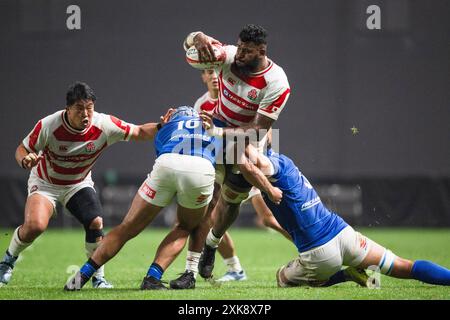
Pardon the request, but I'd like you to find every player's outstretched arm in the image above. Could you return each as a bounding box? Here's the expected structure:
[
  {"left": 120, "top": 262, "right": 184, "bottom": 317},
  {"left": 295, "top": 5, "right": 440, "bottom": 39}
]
[
  {"left": 130, "top": 108, "right": 175, "bottom": 141},
  {"left": 183, "top": 31, "right": 222, "bottom": 62},
  {"left": 15, "top": 143, "right": 42, "bottom": 169}
]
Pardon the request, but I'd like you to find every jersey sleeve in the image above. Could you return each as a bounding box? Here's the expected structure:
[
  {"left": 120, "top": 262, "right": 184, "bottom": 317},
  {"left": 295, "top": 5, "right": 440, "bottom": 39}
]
[
  {"left": 257, "top": 79, "right": 291, "bottom": 121},
  {"left": 22, "top": 119, "right": 48, "bottom": 153},
  {"left": 100, "top": 113, "right": 136, "bottom": 145}
]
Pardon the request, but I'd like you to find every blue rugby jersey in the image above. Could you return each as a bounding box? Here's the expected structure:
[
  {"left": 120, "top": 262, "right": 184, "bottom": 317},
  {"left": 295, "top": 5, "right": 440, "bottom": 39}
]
[
  {"left": 154, "top": 115, "right": 216, "bottom": 165},
  {"left": 263, "top": 151, "right": 348, "bottom": 252}
]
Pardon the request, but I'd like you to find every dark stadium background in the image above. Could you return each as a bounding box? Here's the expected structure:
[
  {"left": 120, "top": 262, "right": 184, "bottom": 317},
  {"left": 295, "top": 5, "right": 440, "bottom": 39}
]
[{"left": 0, "top": 0, "right": 449, "bottom": 228}]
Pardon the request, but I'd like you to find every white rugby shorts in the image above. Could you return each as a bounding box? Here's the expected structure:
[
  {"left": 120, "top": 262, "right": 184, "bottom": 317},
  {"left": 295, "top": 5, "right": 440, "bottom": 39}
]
[
  {"left": 138, "top": 153, "right": 215, "bottom": 209},
  {"left": 27, "top": 171, "right": 96, "bottom": 215},
  {"left": 281, "top": 226, "right": 372, "bottom": 286}
]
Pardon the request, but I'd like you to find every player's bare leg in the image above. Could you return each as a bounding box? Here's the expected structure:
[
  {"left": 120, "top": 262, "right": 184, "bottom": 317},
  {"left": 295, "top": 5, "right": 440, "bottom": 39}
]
[
  {"left": 0, "top": 194, "right": 53, "bottom": 286},
  {"left": 199, "top": 188, "right": 245, "bottom": 279},
  {"left": 187, "top": 183, "right": 220, "bottom": 254},
  {"left": 64, "top": 193, "right": 162, "bottom": 290},
  {"left": 356, "top": 236, "right": 450, "bottom": 286},
  {"left": 142, "top": 205, "right": 207, "bottom": 290}
]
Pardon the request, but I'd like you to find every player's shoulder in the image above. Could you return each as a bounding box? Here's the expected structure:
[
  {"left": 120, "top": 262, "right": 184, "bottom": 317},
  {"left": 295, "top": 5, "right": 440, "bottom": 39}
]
[
  {"left": 264, "top": 60, "right": 289, "bottom": 87},
  {"left": 39, "top": 110, "right": 64, "bottom": 127},
  {"left": 92, "top": 111, "right": 121, "bottom": 125}
]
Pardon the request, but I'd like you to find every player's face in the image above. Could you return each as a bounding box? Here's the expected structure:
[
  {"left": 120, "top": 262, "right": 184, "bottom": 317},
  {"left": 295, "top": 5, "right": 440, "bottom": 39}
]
[
  {"left": 202, "top": 69, "right": 219, "bottom": 92},
  {"left": 66, "top": 99, "right": 94, "bottom": 130},
  {"left": 234, "top": 40, "right": 263, "bottom": 74}
]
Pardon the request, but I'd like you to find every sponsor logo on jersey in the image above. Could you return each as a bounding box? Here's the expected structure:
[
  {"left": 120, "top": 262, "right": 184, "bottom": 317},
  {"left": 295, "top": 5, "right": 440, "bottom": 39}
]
[
  {"left": 247, "top": 89, "right": 258, "bottom": 101},
  {"left": 300, "top": 196, "right": 322, "bottom": 211},
  {"left": 227, "top": 77, "right": 236, "bottom": 86},
  {"left": 59, "top": 145, "right": 68, "bottom": 152},
  {"left": 85, "top": 142, "right": 96, "bottom": 153},
  {"left": 140, "top": 183, "right": 156, "bottom": 199}
]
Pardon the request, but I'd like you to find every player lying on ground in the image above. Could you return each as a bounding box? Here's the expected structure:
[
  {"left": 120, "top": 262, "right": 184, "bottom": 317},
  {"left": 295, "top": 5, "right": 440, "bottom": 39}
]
[
  {"left": 235, "top": 142, "right": 450, "bottom": 287},
  {"left": 184, "top": 25, "right": 291, "bottom": 284},
  {"left": 0, "top": 82, "right": 169, "bottom": 289},
  {"left": 64, "top": 106, "right": 282, "bottom": 290}
]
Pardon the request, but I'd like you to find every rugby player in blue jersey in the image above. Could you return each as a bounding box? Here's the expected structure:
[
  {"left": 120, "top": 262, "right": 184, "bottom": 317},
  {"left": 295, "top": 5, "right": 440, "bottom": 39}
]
[
  {"left": 203, "top": 115, "right": 450, "bottom": 288},
  {"left": 64, "top": 106, "right": 282, "bottom": 290},
  {"left": 246, "top": 148, "right": 450, "bottom": 287}
]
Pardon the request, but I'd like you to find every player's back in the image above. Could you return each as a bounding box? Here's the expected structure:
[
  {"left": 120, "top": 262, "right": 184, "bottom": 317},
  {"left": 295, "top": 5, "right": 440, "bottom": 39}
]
[
  {"left": 265, "top": 152, "right": 348, "bottom": 252},
  {"left": 155, "top": 113, "right": 216, "bottom": 165}
]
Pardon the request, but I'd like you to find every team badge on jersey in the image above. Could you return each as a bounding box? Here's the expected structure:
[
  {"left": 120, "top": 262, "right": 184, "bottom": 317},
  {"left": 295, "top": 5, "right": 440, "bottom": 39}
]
[
  {"left": 247, "top": 89, "right": 258, "bottom": 101},
  {"left": 85, "top": 142, "right": 96, "bottom": 153}
]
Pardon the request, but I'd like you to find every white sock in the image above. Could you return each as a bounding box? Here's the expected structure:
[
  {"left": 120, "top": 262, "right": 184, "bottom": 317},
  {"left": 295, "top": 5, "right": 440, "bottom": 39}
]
[
  {"left": 205, "top": 229, "right": 222, "bottom": 249},
  {"left": 85, "top": 242, "right": 104, "bottom": 278},
  {"left": 185, "top": 251, "right": 201, "bottom": 278},
  {"left": 8, "top": 227, "right": 32, "bottom": 258},
  {"left": 223, "top": 256, "right": 243, "bottom": 273}
]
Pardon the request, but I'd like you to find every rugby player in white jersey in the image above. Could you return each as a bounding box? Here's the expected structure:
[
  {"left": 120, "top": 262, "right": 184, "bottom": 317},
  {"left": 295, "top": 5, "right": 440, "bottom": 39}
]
[
  {"left": 182, "top": 24, "right": 291, "bottom": 282},
  {"left": 0, "top": 82, "right": 171, "bottom": 288}
]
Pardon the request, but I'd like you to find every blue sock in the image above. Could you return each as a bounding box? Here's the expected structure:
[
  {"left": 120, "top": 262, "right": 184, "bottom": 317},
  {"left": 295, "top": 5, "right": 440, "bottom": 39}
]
[
  {"left": 147, "top": 263, "right": 164, "bottom": 280},
  {"left": 79, "top": 258, "right": 99, "bottom": 279},
  {"left": 411, "top": 260, "right": 450, "bottom": 286},
  {"left": 321, "top": 270, "right": 347, "bottom": 287}
]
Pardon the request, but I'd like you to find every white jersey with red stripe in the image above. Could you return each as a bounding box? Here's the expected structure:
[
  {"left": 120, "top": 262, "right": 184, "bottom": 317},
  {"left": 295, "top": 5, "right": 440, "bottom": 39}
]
[
  {"left": 214, "top": 45, "right": 290, "bottom": 128},
  {"left": 193, "top": 92, "right": 218, "bottom": 113},
  {"left": 22, "top": 110, "right": 135, "bottom": 186}
]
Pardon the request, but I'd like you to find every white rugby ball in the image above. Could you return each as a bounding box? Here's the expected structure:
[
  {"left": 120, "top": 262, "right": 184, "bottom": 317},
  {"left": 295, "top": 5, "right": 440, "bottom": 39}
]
[{"left": 186, "top": 45, "right": 226, "bottom": 70}]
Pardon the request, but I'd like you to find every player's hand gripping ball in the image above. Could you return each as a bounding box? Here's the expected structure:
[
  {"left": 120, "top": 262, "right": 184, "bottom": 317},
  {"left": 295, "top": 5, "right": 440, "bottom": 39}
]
[{"left": 186, "top": 44, "right": 226, "bottom": 70}]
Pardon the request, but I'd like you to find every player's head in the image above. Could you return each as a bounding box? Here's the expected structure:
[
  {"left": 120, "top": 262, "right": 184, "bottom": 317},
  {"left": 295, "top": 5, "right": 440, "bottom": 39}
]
[
  {"left": 201, "top": 69, "right": 219, "bottom": 94},
  {"left": 235, "top": 24, "right": 268, "bottom": 75},
  {"left": 65, "top": 81, "right": 96, "bottom": 130},
  {"left": 171, "top": 106, "right": 199, "bottom": 120}
]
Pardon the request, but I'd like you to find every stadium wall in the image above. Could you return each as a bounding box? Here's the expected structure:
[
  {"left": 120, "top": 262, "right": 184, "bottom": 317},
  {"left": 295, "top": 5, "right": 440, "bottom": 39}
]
[{"left": 1, "top": 175, "right": 449, "bottom": 228}]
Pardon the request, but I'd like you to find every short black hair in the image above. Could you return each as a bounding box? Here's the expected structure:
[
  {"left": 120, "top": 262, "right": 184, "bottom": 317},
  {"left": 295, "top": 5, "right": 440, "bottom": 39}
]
[
  {"left": 239, "top": 24, "right": 267, "bottom": 45},
  {"left": 66, "top": 81, "right": 96, "bottom": 106}
]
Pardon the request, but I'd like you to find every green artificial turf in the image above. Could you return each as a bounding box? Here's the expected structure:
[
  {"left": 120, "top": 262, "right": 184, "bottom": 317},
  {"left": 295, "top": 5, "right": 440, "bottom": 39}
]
[{"left": 0, "top": 228, "right": 449, "bottom": 300}]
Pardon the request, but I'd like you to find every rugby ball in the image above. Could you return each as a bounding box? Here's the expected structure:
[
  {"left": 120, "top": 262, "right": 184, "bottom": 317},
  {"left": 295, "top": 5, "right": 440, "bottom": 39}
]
[{"left": 186, "top": 44, "right": 226, "bottom": 70}]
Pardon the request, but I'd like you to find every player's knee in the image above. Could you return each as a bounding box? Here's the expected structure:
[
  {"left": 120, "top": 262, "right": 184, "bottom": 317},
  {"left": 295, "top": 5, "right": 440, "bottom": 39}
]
[
  {"left": 84, "top": 217, "right": 104, "bottom": 243},
  {"left": 23, "top": 219, "right": 47, "bottom": 237},
  {"left": 88, "top": 216, "right": 103, "bottom": 230},
  {"left": 85, "top": 228, "right": 104, "bottom": 243},
  {"left": 377, "top": 249, "right": 398, "bottom": 275}
]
